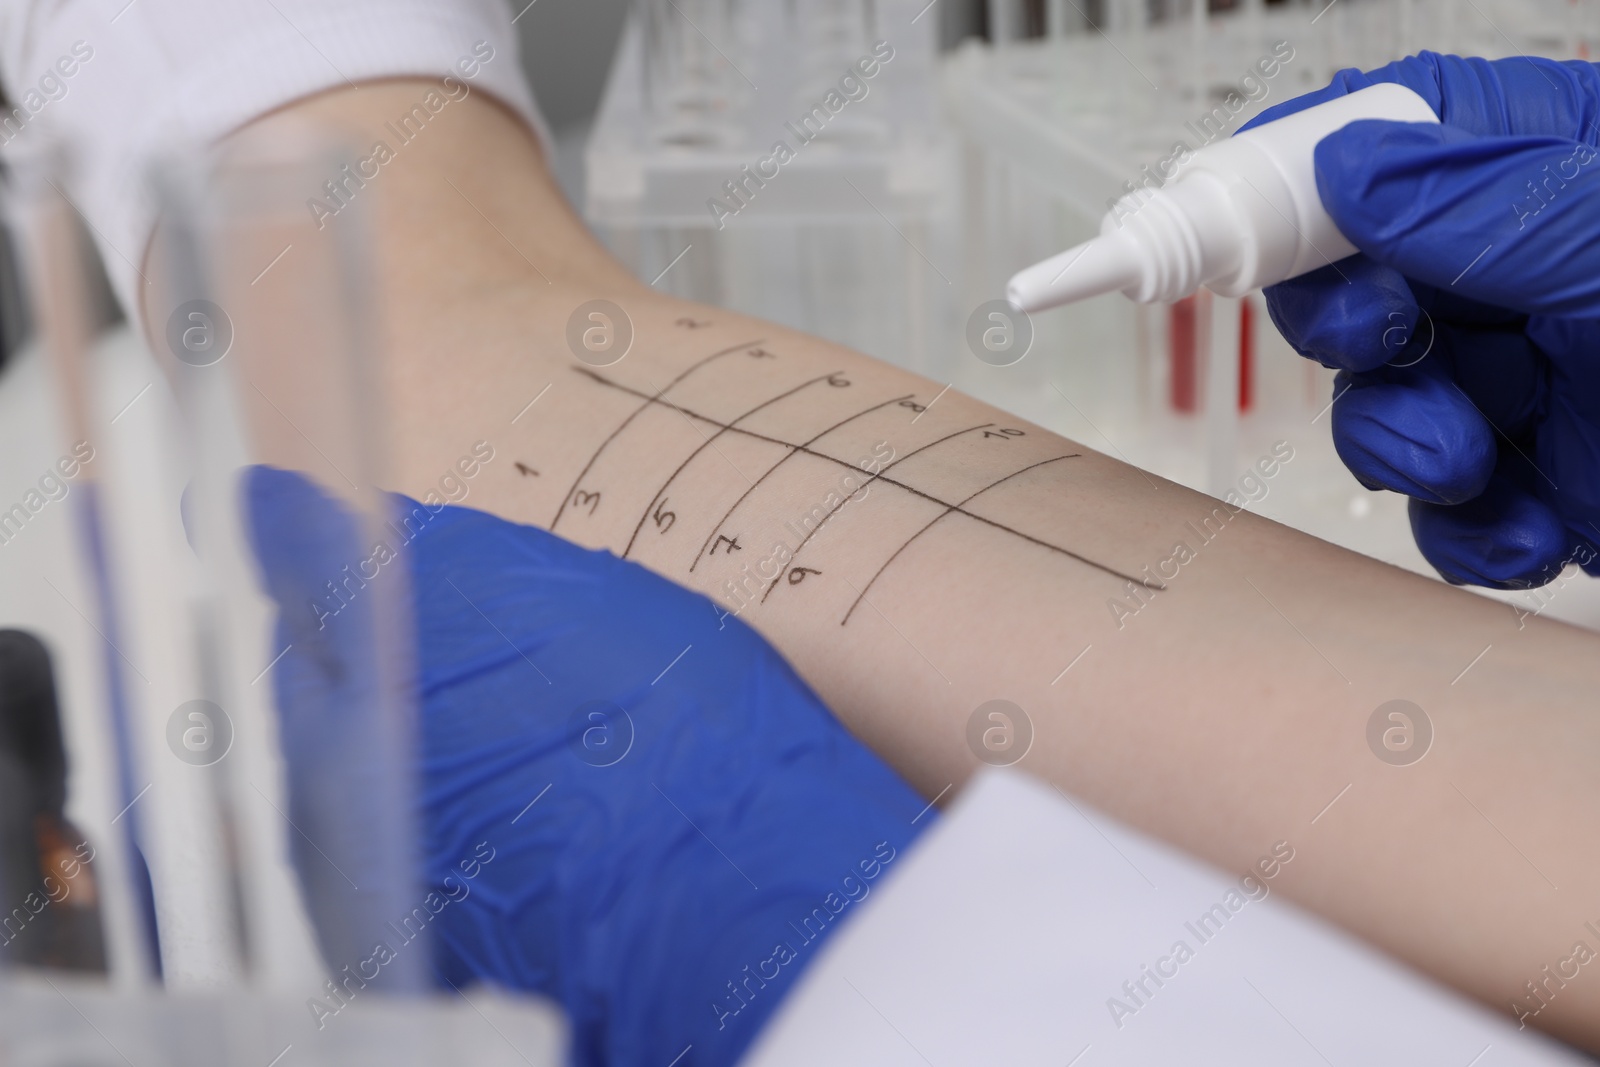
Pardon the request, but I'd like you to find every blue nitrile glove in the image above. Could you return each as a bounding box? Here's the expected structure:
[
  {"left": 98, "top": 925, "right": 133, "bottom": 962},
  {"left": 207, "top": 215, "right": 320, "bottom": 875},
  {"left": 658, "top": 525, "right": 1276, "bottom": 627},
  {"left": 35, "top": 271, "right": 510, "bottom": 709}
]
[
  {"left": 244, "top": 466, "right": 929, "bottom": 1067},
  {"left": 1242, "top": 53, "right": 1600, "bottom": 587},
  {"left": 242, "top": 471, "right": 429, "bottom": 993}
]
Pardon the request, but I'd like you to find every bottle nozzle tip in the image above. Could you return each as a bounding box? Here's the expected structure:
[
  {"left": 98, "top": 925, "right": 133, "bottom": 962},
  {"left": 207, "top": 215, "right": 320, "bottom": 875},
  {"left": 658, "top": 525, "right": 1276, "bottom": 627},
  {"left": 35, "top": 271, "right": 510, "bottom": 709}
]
[{"left": 1005, "top": 235, "right": 1142, "bottom": 315}]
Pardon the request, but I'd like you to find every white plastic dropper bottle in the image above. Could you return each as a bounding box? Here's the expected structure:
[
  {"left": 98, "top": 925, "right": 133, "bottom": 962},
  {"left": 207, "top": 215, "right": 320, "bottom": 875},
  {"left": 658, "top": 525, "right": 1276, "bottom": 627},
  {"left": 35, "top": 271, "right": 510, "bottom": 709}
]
[{"left": 1006, "top": 83, "right": 1439, "bottom": 313}]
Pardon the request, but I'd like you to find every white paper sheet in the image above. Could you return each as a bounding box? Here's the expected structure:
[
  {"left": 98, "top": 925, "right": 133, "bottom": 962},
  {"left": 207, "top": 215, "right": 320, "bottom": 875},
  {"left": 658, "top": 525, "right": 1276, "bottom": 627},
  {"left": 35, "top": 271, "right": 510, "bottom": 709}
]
[{"left": 744, "top": 768, "right": 1586, "bottom": 1066}]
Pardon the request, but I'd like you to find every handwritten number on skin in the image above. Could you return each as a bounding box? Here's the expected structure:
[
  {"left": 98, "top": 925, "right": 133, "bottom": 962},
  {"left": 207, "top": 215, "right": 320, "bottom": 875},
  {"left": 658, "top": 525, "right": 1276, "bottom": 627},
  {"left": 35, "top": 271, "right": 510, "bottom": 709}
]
[{"left": 653, "top": 498, "right": 676, "bottom": 533}]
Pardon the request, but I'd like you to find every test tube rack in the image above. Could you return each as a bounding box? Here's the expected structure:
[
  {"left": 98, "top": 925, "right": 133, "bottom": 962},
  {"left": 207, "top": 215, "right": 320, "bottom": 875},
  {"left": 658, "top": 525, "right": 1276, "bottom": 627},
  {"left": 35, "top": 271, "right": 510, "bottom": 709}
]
[{"left": 586, "top": 0, "right": 960, "bottom": 376}]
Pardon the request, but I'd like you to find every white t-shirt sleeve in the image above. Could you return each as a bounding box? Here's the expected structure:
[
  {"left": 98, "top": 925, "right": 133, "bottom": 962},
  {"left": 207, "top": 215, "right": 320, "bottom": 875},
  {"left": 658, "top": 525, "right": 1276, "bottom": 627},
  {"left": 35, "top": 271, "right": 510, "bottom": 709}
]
[{"left": 0, "top": 0, "right": 551, "bottom": 318}]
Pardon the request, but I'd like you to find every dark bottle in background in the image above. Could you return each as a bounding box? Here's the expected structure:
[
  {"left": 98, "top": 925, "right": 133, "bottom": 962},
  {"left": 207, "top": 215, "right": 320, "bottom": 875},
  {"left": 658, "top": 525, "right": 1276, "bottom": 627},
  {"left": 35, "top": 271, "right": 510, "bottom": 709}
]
[{"left": 0, "top": 628, "right": 107, "bottom": 973}]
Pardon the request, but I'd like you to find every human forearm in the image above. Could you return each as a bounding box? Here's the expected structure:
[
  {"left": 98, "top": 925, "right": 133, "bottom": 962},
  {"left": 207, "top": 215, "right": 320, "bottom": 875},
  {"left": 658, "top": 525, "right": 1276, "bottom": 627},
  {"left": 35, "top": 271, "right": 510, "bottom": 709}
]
[
  {"left": 410, "top": 282, "right": 1600, "bottom": 1048},
  {"left": 156, "top": 84, "right": 1600, "bottom": 1048}
]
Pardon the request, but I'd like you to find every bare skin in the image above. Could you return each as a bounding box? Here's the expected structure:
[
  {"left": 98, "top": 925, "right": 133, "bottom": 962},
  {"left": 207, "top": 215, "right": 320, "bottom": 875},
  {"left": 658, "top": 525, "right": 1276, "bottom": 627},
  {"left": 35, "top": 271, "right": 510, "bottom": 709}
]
[{"left": 142, "top": 82, "right": 1600, "bottom": 1049}]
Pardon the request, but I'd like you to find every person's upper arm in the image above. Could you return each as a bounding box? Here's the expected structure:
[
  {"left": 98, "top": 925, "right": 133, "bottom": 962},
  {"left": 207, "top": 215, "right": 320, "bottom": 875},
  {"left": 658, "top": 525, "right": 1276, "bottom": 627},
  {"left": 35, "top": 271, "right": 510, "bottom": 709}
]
[{"left": 0, "top": 0, "right": 551, "bottom": 321}]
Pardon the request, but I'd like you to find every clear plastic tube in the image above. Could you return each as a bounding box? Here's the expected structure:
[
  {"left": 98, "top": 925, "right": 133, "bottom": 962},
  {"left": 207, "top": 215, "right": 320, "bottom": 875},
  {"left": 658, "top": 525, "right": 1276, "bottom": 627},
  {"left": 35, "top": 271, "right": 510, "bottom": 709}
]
[
  {"left": 153, "top": 125, "right": 427, "bottom": 993},
  {"left": 5, "top": 149, "right": 160, "bottom": 987}
]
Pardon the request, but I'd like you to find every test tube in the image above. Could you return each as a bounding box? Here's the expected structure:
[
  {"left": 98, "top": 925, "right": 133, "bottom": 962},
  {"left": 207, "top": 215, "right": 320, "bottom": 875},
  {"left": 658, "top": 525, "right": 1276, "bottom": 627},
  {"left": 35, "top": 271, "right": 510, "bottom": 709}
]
[
  {"left": 1567, "top": 0, "right": 1589, "bottom": 60},
  {"left": 1045, "top": 0, "right": 1078, "bottom": 38},
  {"left": 5, "top": 149, "right": 159, "bottom": 986},
  {"left": 1188, "top": 0, "right": 1207, "bottom": 107},
  {"left": 988, "top": 0, "right": 1019, "bottom": 46},
  {"left": 1123, "top": 0, "right": 1147, "bottom": 94},
  {"left": 1243, "top": 0, "right": 1266, "bottom": 55},
  {"left": 149, "top": 159, "right": 326, "bottom": 993},
  {"left": 643, "top": 0, "right": 746, "bottom": 121},
  {"left": 152, "top": 125, "right": 428, "bottom": 994},
  {"left": 1205, "top": 292, "right": 1241, "bottom": 497}
]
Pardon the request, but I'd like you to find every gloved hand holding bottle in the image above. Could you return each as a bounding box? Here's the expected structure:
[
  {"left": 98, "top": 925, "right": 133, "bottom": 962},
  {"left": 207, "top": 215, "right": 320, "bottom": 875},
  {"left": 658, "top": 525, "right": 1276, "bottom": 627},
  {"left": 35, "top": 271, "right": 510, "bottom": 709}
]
[{"left": 1247, "top": 52, "right": 1600, "bottom": 588}]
